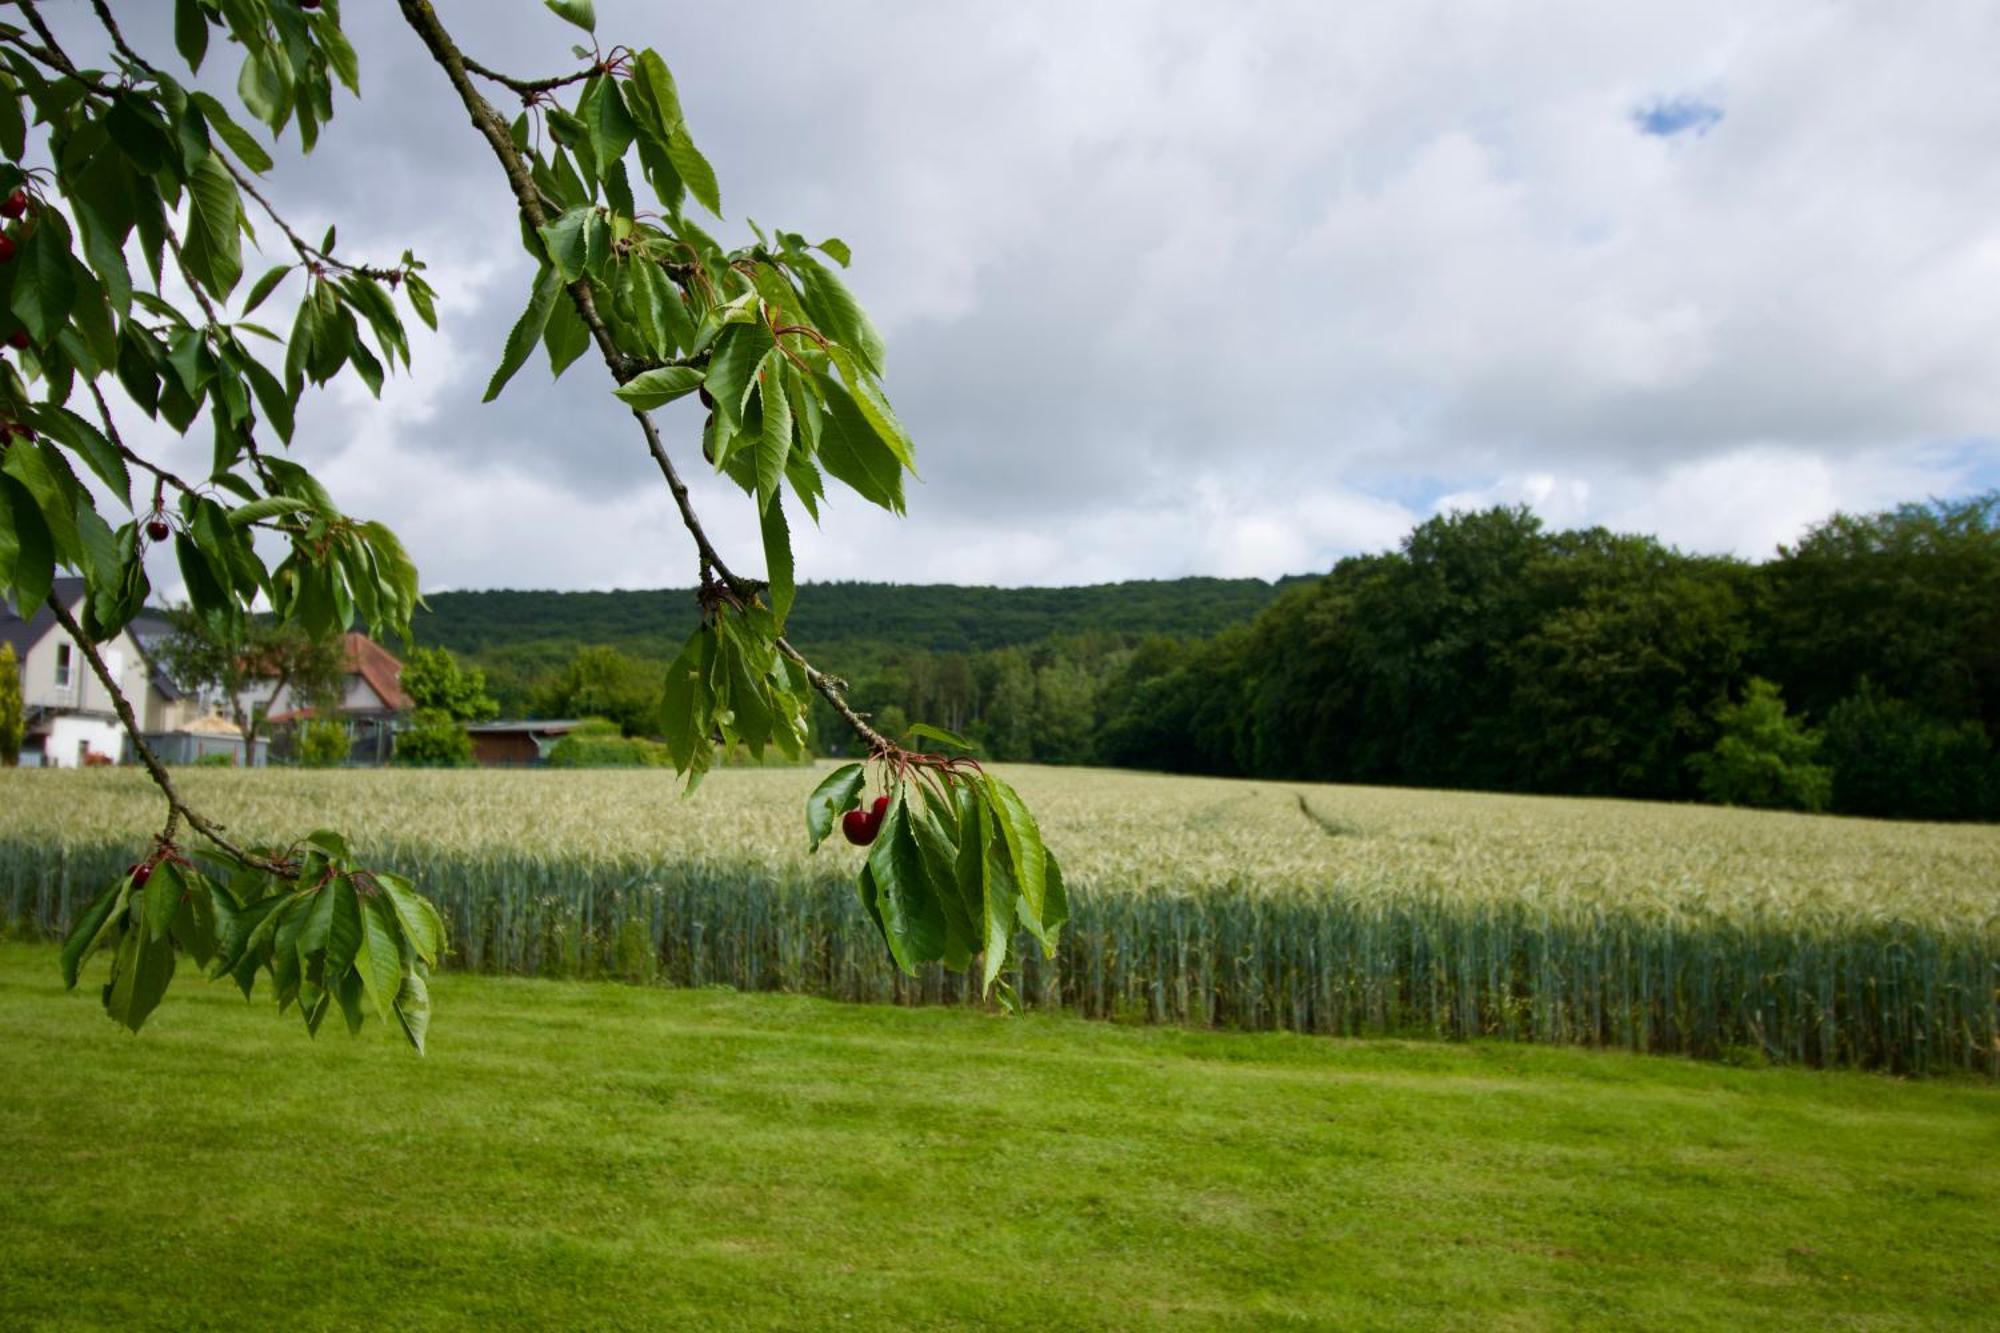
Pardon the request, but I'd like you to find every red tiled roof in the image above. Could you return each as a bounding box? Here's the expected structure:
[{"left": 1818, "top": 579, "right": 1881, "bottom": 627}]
[{"left": 345, "top": 633, "right": 412, "bottom": 711}]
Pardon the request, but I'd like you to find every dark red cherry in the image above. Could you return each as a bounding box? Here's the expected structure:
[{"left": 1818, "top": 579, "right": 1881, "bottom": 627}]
[{"left": 841, "top": 807, "right": 878, "bottom": 846}]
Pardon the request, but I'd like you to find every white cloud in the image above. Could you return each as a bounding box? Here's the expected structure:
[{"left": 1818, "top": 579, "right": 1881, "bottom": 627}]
[{"left": 57, "top": 1, "right": 2000, "bottom": 596}]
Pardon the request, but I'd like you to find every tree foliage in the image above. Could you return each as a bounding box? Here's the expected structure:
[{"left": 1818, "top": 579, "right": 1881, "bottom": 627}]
[
  {"left": 157, "top": 603, "right": 347, "bottom": 747},
  {"left": 0, "top": 639, "right": 21, "bottom": 765},
  {"left": 15, "top": 0, "right": 1059, "bottom": 1043},
  {"left": 399, "top": 645, "right": 497, "bottom": 723},
  {"left": 1689, "top": 678, "right": 1832, "bottom": 813}
]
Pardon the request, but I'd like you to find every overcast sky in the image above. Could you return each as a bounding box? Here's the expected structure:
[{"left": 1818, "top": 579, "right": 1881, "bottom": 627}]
[{"left": 57, "top": 1, "right": 2000, "bottom": 591}]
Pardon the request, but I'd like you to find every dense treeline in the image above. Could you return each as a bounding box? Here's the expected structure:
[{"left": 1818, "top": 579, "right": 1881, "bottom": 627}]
[
  {"left": 436, "top": 495, "right": 1998, "bottom": 822},
  {"left": 1097, "top": 496, "right": 2000, "bottom": 821},
  {"left": 417, "top": 577, "right": 1302, "bottom": 661}
]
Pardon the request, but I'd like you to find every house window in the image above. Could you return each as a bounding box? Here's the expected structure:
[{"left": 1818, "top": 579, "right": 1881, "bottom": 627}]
[{"left": 55, "top": 643, "right": 72, "bottom": 688}]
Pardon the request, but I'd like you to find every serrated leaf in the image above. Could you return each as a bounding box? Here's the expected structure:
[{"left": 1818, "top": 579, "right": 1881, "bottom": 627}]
[
  {"left": 353, "top": 892, "right": 404, "bottom": 1021},
  {"left": 864, "top": 791, "right": 946, "bottom": 975},
  {"left": 538, "top": 207, "right": 590, "bottom": 284},
  {"left": 394, "top": 970, "right": 431, "bottom": 1054},
  {"left": 227, "top": 495, "right": 313, "bottom": 526},
  {"left": 181, "top": 154, "right": 244, "bottom": 299},
  {"left": 484, "top": 264, "right": 564, "bottom": 402},
  {"left": 666, "top": 126, "right": 720, "bottom": 216},
  {"left": 760, "top": 490, "right": 793, "bottom": 627},
  {"left": 983, "top": 774, "right": 1048, "bottom": 932},
  {"left": 755, "top": 357, "right": 791, "bottom": 509},
  {"left": 191, "top": 91, "right": 274, "bottom": 174},
  {"left": 805, "top": 762, "right": 864, "bottom": 852},
  {"left": 379, "top": 873, "right": 442, "bottom": 968},
  {"left": 544, "top": 0, "right": 596, "bottom": 32},
  {"left": 61, "top": 878, "right": 128, "bottom": 989},
  {"left": 793, "top": 253, "right": 884, "bottom": 375},
  {"left": 611, "top": 365, "right": 705, "bottom": 410},
  {"left": 815, "top": 373, "right": 905, "bottom": 514}
]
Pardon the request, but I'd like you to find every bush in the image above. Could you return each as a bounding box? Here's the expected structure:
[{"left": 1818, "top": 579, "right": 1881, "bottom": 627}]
[
  {"left": 194, "top": 753, "right": 236, "bottom": 768},
  {"left": 394, "top": 709, "right": 474, "bottom": 768},
  {"left": 1823, "top": 685, "right": 1998, "bottom": 820},
  {"left": 297, "top": 718, "right": 353, "bottom": 769},
  {"left": 545, "top": 733, "right": 675, "bottom": 768},
  {"left": 1690, "top": 678, "right": 1831, "bottom": 812}
]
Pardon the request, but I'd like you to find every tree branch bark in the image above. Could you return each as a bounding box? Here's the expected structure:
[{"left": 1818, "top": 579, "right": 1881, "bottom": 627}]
[
  {"left": 44, "top": 596, "right": 291, "bottom": 876},
  {"left": 395, "top": 0, "right": 897, "bottom": 758}
]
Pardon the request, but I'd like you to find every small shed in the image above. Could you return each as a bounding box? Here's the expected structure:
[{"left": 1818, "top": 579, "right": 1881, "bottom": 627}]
[
  {"left": 142, "top": 713, "right": 267, "bottom": 768},
  {"left": 464, "top": 720, "right": 586, "bottom": 767}
]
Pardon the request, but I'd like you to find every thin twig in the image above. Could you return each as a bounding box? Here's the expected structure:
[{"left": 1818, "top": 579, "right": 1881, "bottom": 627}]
[
  {"left": 396, "top": 0, "right": 898, "bottom": 757},
  {"left": 44, "top": 596, "right": 294, "bottom": 877}
]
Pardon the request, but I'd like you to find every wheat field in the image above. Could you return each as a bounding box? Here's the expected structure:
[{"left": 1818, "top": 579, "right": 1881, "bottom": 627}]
[{"left": 3, "top": 764, "right": 1996, "bottom": 1071}]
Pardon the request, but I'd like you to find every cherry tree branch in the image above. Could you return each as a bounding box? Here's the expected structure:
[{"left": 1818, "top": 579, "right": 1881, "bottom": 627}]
[
  {"left": 43, "top": 596, "right": 293, "bottom": 877},
  {"left": 395, "top": 0, "right": 897, "bottom": 757}
]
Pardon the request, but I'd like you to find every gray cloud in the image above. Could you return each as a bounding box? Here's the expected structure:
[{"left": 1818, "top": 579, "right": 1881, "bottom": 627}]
[{"left": 44, "top": 1, "right": 2000, "bottom": 591}]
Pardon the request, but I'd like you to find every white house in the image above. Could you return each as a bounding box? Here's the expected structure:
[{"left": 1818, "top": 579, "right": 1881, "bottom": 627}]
[
  {"left": 252, "top": 632, "right": 415, "bottom": 765},
  {"left": 1, "top": 577, "right": 249, "bottom": 767}
]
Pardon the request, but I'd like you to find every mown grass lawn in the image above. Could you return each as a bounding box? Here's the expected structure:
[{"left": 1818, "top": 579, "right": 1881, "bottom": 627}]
[{"left": 0, "top": 942, "right": 1994, "bottom": 1330}]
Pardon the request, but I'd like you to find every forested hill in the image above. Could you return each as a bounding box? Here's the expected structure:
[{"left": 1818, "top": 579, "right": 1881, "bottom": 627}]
[{"left": 414, "top": 576, "right": 1310, "bottom": 658}]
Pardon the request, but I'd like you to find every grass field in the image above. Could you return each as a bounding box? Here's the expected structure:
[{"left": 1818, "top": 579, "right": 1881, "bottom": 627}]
[
  {"left": 2, "top": 766, "right": 1997, "bottom": 1071},
  {"left": 1, "top": 942, "right": 1995, "bottom": 1329}
]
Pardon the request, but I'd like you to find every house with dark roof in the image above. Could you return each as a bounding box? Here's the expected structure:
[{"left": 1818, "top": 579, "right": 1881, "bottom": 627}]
[
  {"left": 253, "top": 632, "right": 415, "bottom": 765},
  {"left": 2, "top": 578, "right": 256, "bottom": 767}
]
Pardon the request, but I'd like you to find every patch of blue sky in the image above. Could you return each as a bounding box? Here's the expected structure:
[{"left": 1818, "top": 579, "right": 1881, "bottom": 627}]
[{"left": 1633, "top": 97, "right": 1723, "bottom": 138}]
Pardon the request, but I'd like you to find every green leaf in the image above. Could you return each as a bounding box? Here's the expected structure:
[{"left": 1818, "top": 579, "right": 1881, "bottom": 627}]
[
  {"left": 542, "top": 289, "right": 591, "bottom": 378},
  {"left": 394, "top": 970, "right": 431, "bottom": 1054},
  {"left": 805, "top": 762, "right": 865, "bottom": 852},
  {"left": 379, "top": 873, "right": 443, "bottom": 968},
  {"left": 905, "top": 723, "right": 975, "bottom": 752},
  {"left": 10, "top": 212, "right": 77, "bottom": 344},
  {"left": 864, "top": 791, "right": 947, "bottom": 975},
  {"left": 227, "top": 495, "right": 313, "bottom": 526},
  {"left": 538, "top": 207, "right": 590, "bottom": 284},
  {"left": 174, "top": 0, "right": 210, "bottom": 71},
  {"left": 817, "top": 237, "right": 852, "bottom": 267},
  {"left": 544, "top": 0, "right": 596, "bottom": 32},
  {"left": 755, "top": 357, "right": 791, "bottom": 509},
  {"left": 830, "top": 347, "right": 916, "bottom": 472},
  {"left": 632, "top": 50, "right": 683, "bottom": 134},
  {"left": 241, "top": 264, "right": 291, "bottom": 317},
  {"left": 910, "top": 811, "right": 973, "bottom": 971},
  {"left": 611, "top": 365, "right": 705, "bottom": 410},
  {"left": 106, "top": 927, "right": 176, "bottom": 1034},
  {"left": 760, "top": 490, "right": 794, "bottom": 627},
  {"left": 705, "top": 323, "right": 774, "bottom": 425},
  {"left": 666, "top": 127, "right": 721, "bottom": 216},
  {"left": 977, "top": 799, "right": 1018, "bottom": 994},
  {"left": 353, "top": 892, "right": 404, "bottom": 1021},
  {"left": 61, "top": 878, "right": 128, "bottom": 989},
  {"left": 191, "top": 91, "right": 274, "bottom": 174},
  {"left": 182, "top": 154, "right": 244, "bottom": 299},
  {"left": 324, "top": 878, "right": 362, "bottom": 980},
  {"left": 792, "top": 254, "right": 885, "bottom": 376},
  {"left": 581, "top": 77, "right": 635, "bottom": 180},
  {"left": 815, "top": 374, "right": 905, "bottom": 513},
  {"left": 983, "top": 774, "right": 1048, "bottom": 932},
  {"left": 42, "top": 409, "right": 131, "bottom": 510},
  {"left": 484, "top": 264, "right": 565, "bottom": 402},
  {"left": 658, "top": 627, "right": 709, "bottom": 773}
]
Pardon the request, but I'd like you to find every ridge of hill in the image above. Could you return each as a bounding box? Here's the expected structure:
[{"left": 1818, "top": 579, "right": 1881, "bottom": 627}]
[{"left": 413, "top": 576, "right": 1313, "bottom": 659}]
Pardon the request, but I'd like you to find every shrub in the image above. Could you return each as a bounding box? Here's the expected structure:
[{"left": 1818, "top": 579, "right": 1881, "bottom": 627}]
[
  {"left": 394, "top": 709, "right": 475, "bottom": 768},
  {"left": 297, "top": 718, "right": 353, "bottom": 769},
  {"left": 1690, "top": 678, "right": 1831, "bottom": 812},
  {"left": 545, "top": 734, "right": 674, "bottom": 768}
]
